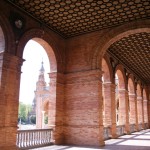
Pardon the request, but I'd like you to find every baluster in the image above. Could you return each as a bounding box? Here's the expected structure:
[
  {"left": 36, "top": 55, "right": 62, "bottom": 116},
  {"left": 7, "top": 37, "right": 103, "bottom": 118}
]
[
  {"left": 21, "top": 132, "right": 24, "bottom": 148},
  {"left": 30, "top": 130, "right": 32, "bottom": 147},
  {"left": 36, "top": 131, "right": 38, "bottom": 145},
  {"left": 44, "top": 130, "right": 46, "bottom": 144},
  {"left": 42, "top": 130, "right": 44, "bottom": 144},
  {"left": 49, "top": 130, "right": 51, "bottom": 143},
  {"left": 31, "top": 131, "right": 35, "bottom": 146},
  {"left": 46, "top": 130, "right": 48, "bottom": 144},
  {"left": 37, "top": 131, "right": 39, "bottom": 145},
  {"left": 40, "top": 130, "right": 42, "bottom": 144},
  {"left": 43, "top": 130, "right": 45, "bottom": 144},
  {"left": 27, "top": 131, "right": 30, "bottom": 147}
]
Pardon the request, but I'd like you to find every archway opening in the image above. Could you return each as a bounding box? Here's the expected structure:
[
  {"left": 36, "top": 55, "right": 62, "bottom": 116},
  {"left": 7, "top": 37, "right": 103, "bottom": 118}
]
[
  {"left": 0, "top": 26, "right": 5, "bottom": 84},
  {"left": 115, "top": 69, "right": 126, "bottom": 126},
  {"left": 102, "top": 58, "right": 111, "bottom": 127},
  {"left": 128, "top": 77, "right": 135, "bottom": 125},
  {"left": 18, "top": 39, "right": 53, "bottom": 130}
]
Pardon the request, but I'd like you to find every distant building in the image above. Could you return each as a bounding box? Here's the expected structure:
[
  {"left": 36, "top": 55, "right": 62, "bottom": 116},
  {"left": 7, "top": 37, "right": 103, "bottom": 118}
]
[{"left": 30, "top": 61, "right": 50, "bottom": 128}]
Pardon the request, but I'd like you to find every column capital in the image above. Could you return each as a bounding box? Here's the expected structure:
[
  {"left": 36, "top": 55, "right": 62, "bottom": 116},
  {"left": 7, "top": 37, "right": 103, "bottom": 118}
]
[
  {"left": 1, "top": 52, "right": 24, "bottom": 72},
  {"left": 143, "top": 99, "right": 148, "bottom": 102},
  {"left": 137, "top": 96, "right": 142, "bottom": 101},
  {"left": 49, "top": 72, "right": 65, "bottom": 84},
  {"left": 128, "top": 94, "right": 136, "bottom": 98},
  {"left": 118, "top": 89, "right": 128, "bottom": 95}
]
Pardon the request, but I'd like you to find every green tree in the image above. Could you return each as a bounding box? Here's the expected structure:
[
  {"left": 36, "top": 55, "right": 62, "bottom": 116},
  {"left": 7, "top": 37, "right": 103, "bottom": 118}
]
[{"left": 18, "top": 102, "right": 32, "bottom": 123}]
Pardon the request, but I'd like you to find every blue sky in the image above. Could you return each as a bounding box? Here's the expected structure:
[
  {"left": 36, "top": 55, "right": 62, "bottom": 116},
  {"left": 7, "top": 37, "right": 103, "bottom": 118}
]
[{"left": 19, "top": 40, "right": 50, "bottom": 104}]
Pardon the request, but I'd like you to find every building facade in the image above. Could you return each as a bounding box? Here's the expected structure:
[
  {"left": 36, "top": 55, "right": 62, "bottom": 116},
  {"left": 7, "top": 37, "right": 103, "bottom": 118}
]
[
  {"left": 34, "top": 61, "right": 50, "bottom": 129},
  {"left": 0, "top": 0, "right": 150, "bottom": 149}
]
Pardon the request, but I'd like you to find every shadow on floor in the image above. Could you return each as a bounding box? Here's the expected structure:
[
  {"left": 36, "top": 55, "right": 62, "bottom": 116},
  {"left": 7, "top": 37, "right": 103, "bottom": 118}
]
[{"left": 30, "top": 129, "right": 150, "bottom": 150}]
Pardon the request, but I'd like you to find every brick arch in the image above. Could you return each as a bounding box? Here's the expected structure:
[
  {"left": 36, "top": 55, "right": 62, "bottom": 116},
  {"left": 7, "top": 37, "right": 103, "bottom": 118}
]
[
  {"left": 102, "top": 56, "right": 112, "bottom": 83},
  {"left": 115, "top": 64, "right": 126, "bottom": 89},
  {"left": 128, "top": 74, "right": 135, "bottom": 94},
  {"left": 92, "top": 20, "right": 150, "bottom": 69},
  {"left": 0, "top": 14, "right": 16, "bottom": 54},
  {"left": 17, "top": 28, "right": 64, "bottom": 72}
]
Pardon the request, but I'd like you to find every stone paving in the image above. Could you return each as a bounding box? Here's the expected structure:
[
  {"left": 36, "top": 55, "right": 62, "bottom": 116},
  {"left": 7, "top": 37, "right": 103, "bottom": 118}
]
[{"left": 30, "top": 129, "right": 150, "bottom": 150}]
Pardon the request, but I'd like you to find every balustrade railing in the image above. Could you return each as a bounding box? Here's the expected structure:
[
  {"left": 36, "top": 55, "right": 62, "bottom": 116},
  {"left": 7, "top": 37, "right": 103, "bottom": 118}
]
[
  {"left": 130, "top": 124, "right": 135, "bottom": 133},
  {"left": 103, "top": 127, "right": 111, "bottom": 140},
  {"left": 116, "top": 125, "right": 125, "bottom": 136},
  {"left": 17, "top": 128, "right": 53, "bottom": 149}
]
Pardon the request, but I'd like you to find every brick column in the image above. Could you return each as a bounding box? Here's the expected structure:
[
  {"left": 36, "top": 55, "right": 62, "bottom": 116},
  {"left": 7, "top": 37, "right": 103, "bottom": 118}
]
[
  {"left": 103, "top": 82, "right": 112, "bottom": 127},
  {"left": 135, "top": 95, "right": 139, "bottom": 131},
  {"left": 65, "top": 69, "right": 105, "bottom": 147},
  {"left": 137, "top": 96, "right": 143, "bottom": 125},
  {"left": 118, "top": 89, "right": 130, "bottom": 134},
  {"left": 143, "top": 99, "right": 148, "bottom": 128},
  {"left": 141, "top": 97, "right": 145, "bottom": 129},
  {"left": 0, "top": 52, "right": 23, "bottom": 149},
  {"left": 129, "top": 94, "right": 136, "bottom": 124},
  {"left": 111, "top": 84, "right": 118, "bottom": 138},
  {"left": 148, "top": 101, "right": 150, "bottom": 128},
  {"left": 48, "top": 72, "right": 64, "bottom": 144}
]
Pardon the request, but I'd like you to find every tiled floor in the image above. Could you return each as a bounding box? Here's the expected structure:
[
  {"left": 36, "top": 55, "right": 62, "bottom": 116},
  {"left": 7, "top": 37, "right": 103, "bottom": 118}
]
[{"left": 31, "top": 129, "right": 150, "bottom": 150}]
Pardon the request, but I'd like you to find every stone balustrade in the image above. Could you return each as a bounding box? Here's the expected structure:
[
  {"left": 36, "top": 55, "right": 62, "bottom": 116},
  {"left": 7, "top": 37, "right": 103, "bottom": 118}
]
[{"left": 16, "top": 128, "right": 53, "bottom": 149}]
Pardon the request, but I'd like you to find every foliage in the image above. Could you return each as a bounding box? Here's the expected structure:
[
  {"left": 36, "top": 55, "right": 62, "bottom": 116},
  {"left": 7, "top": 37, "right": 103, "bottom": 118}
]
[
  {"left": 30, "top": 115, "right": 36, "bottom": 124},
  {"left": 44, "top": 115, "right": 48, "bottom": 124},
  {"left": 18, "top": 102, "right": 32, "bottom": 123}
]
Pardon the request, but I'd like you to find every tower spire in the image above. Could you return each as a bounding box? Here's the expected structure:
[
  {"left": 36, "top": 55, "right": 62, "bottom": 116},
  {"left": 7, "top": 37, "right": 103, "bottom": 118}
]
[
  {"left": 40, "top": 60, "right": 45, "bottom": 74},
  {"left": 36, "top": 60, "right": 46, "bottom": 91}
]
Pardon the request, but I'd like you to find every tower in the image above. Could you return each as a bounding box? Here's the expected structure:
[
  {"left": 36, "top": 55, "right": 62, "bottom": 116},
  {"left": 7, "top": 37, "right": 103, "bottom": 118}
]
[{"left": 35, "top": 61, "right": 48, "bottom": 128}]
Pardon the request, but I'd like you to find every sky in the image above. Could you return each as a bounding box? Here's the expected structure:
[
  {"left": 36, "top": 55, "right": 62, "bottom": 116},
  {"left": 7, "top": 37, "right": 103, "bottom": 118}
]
[{"left": 19, "top": 40, "right": 50, "bottom": 104}]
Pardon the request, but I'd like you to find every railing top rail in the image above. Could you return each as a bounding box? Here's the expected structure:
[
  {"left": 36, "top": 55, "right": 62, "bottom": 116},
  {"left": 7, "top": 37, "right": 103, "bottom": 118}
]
[
  {"left": 18, "top": 128, "right": 53, "bottom": 132},
  {"left": 116, "top": 125, "right": 125, "bottom": 127}
]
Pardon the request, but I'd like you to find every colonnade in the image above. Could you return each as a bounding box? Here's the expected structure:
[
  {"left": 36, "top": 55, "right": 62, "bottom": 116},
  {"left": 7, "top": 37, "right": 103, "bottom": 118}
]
[{"left": 102, "top": 57, "right": 149, "bottom": 137}]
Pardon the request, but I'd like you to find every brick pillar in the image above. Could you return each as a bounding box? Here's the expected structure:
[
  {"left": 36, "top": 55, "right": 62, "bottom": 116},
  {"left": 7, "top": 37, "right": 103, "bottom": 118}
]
[
  {"left": 143, "top": 99, "right": 148, "bottom": 128},
  {"left": 65, "top": 69, "right": 105, "bottom": 147},
  {"left": 129, "top": 94, "right": 136, "bottom": 124},
  {"left": 111, "top": 84, "right": 118, "bottom": 138},
  {"left": 48, "top": 72, "right": 64, "bottom": 144},
  {"left": 135, "top": 95, "right": 139, "bottom": 131},
  {"left": 141, "top": 97, "right": 145, "bottom": 129},
  {"left": 103, "top": 82, "right": 112, "bottom": 127},
  {"left": 0, "top": 52, "right": 23, "bottom": 149},
  {"left": 118, "top": 89, "right": 130, "bottom": 134},
  {"left": 148, "top": 101, "right": 150, "bottom": 128},
  {"left": 137, "top": 96, "right": 143, "bottom": 126}
]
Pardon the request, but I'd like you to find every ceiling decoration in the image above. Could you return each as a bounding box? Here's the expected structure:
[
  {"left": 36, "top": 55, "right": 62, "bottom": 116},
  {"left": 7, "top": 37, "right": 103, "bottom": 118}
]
[
  {"left": 7, "top": 0, "right": 150, "bottom": 38},
  {"left": 108, "top": 32, "right": 150, "bottom": 84}
]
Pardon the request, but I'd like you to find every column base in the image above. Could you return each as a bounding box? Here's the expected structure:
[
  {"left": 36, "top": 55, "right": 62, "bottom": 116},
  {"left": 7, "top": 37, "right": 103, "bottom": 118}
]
[
  {"left": 99, "top": 140, "right": 105, "bottom": 146},
  {"left": 111, "top": 134, "right": 118, "bottom": 139}
]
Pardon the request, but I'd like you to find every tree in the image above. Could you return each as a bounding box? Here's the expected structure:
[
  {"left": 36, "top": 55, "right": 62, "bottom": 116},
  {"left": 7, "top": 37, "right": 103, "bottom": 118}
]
[{"left": 18, "top": 102, "right": 32, "bottom": 123}]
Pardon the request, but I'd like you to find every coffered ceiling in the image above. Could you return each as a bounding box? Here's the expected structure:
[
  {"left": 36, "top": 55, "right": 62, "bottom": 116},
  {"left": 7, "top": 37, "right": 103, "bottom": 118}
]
[
  {"left": 108, "top": 32, "right": 150, "bottom": 84},
  {"left": 7, "top": 0, "right": 150, "bottom": 38},
  {"left": 6, "top": 0, "right": 150, "bottom": 84}
]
